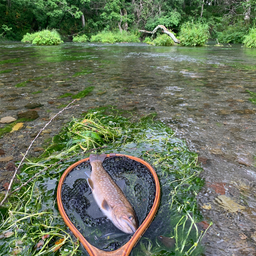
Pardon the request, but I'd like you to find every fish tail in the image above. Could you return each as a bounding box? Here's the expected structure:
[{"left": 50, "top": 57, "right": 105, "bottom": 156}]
[{"left": 89, "top": 153, "right": 106, "bottom": 163}]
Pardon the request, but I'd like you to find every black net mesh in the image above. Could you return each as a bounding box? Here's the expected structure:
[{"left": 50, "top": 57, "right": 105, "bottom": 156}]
[{"left": 61, "top": 156, "right": 156, "bottom": 251}]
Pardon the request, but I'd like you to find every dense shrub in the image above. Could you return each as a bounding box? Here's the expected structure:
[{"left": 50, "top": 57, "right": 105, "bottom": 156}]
[
  {"left": 73, "top": 34, "right": 88, "bottom": 42},
  {"left": 21, "top": 30, "right": 63, "bottom": 45},
  {"left": 179, "top": 22, "right": 209, "bottom": 46},
  {"left": 243, "top": 28, "right": 256, "bottom": 48},
  {"left": 90, "top": 31, "right": 140, "bottom": 44},
  {"left": 153, "top": 34, "right": 174, "bottom": 46},
  {"left": 143, "top": 34, "right": 174, "bottom": 46},
  {"left": 143, "top": 36, "right": 154, "bottom": 45},
  {"left": 217, "top": 25, "right": 247, "bottom": 44}
]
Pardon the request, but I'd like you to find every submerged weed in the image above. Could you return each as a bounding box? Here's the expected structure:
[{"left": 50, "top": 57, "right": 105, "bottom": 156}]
[
  {"left": 71, "top": 86, "right": 94, "bottom": 99},
  {"left": 0, "top": 69, "right": 12, "bottom": 74},
  {"left": 0, "top": 107, "right": 206, "bottom": 255},
  {"left": 72, "top": 69, "right": 93, "bottom": 77},
  {"left": 0, "top": 58, "right": 21, "bottom": 65},
  {"left": 31, "top": 90, "right": 42, "bottom": 95},
  {"left": 15, "top": 81, "right": 27, "bottom": 87},
  {"left": 58, "top": 92, "right": 73, "bottom": 99},
  {"left": 246, "top": 89, "right": 256, "bottom": 104}
]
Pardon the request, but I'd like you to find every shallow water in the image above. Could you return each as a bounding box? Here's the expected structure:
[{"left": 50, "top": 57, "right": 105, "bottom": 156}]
[{"left": 0, "top": 42, "right": 256, "bottom": 255}]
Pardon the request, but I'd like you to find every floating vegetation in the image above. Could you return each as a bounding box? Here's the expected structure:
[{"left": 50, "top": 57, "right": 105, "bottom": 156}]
[
  {"left": 246, "top": 89, "right": 256, "bottom": 104},
  {"left": 0, "top": 107, "right": 208, "bottom": 255}
]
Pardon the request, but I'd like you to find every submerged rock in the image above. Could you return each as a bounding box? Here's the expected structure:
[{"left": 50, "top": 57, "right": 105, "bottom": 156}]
[
  {"left": 232, "top": 109, "right": 256, "bottom": 115},
  {"left": 158, "top": 236, "right": 175, "bottom": 248},
  {"left": 17, "top": 110, "right": 39, "bottom": 120},
  {"left": 236, "top": 154, "right": 252, "bottom": 167},
  {"left": 25, "top": 103, "right": 44, "bottom": 109},
  {"left": 0, "top": 156, "right": 14, "bottom": 162},
  {"left": 0, "top": 116, "right": 16, "bottom": 123}
]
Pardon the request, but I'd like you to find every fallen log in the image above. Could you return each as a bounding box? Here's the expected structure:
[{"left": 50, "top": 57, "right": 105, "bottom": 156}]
[{"left": 139, "top": 25, "right": 180, "bottom": 44}]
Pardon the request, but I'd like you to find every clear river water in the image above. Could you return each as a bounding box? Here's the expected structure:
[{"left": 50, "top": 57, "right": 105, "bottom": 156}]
[{"left": 0, "top": 41, "right": 256, "bottom": 255}]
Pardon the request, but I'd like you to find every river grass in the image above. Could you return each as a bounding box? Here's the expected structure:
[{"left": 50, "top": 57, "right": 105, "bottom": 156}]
[
  {"left": 246, "top": 89, "right": 256, "bottom": 104},
  {"left": 0, "top": 106, "right": 209, "bottom": 255}
]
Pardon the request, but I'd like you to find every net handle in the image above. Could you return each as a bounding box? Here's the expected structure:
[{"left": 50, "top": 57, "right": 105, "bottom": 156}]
[{"left": 57, "top": 153, "right": 161, "bottom": 256}]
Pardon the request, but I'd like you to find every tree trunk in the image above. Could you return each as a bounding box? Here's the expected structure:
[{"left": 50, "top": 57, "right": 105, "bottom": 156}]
[
  {"left": 123, "top": 9, "right": 128, "bottom": 31},
  {"left": 118, "top": 9, "right": 123, "bottom": 33},
  {"left": 244, "top": 0, "right": 251, "bottom": 22},
  {"left": 7, "top": 0, "right": 11, "bottom": 8},
  {"left": 81, "top": 13, "right": 85, "bottom": 27},
  {"left": 200, "top": 0, "right": 204, "bottom": 17}
]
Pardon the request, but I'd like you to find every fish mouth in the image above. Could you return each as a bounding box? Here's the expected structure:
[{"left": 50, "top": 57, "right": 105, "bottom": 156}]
[{"left": 122, "top": 216, "right": 137, "bottom": 233}]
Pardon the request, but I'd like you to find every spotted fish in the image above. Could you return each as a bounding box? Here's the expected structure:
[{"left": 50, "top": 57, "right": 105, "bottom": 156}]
[{"left": 86, "top": 154, "right": 138, "bottom": 234}]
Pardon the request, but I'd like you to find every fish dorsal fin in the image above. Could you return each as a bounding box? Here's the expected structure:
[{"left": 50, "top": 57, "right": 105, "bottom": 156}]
[
  {"left": 102, "top": 199, "right": 111, "bottom": 211},
  {"left": 87, "top": 178, "right": 94, "bottom": 190}
]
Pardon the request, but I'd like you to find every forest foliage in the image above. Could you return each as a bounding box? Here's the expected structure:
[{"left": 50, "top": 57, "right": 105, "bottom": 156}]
[{"left": 1, "top": 0, "right": 256, "bottom": 45}]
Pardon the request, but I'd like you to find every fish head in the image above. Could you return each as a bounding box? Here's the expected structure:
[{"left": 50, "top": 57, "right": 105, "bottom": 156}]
[{"left": 112, "top": 206, "right": 138, "bottom": 234}]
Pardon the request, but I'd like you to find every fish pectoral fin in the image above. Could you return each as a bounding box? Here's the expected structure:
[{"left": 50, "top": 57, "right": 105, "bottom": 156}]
[
  {"left": 84, "top": 169, "right": 91, "bottom": 178},
  {"left": 116, "top": 179, "right": 126, "bottom": 191},
  {"left": 87, "top": 178, "right": 94, "bottom": 190},
  {"left": 102, "top": 199, "right": 111, "bottom": 211}
]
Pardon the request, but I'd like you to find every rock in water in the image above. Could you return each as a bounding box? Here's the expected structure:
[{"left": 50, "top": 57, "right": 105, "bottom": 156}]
[
  {"left": 17, "top": 110, "right": 39, "bottom": 120},
  {"left": 0, "top": 116, "right": 16, "bottom": 123}
]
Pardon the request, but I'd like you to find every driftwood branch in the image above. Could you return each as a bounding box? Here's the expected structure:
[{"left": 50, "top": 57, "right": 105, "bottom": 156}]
[
  {"left": 0, "top": 99, "right": 78, "bottom": 206},
  {"left": 139, "top": 25, "right": 180, "bottom": 44}
]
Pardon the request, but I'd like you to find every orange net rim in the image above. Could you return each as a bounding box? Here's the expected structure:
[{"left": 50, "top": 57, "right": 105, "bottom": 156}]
[{"left": 57, "top": 153, "right": 161, "bottom": 256}]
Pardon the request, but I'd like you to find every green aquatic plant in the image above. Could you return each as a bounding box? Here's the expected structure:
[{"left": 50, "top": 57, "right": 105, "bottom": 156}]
[
  {"left": 72, "top": 68, "right": 93, "bottom": 77},
  {"left": 58, "top": 92, "right": 73, "bottom": 99},
  {"left": 0, "top": 69, "right": 12, "bottom": 74},
  {"left": 71, "top": 86, "right": 94, "bottom": 99},
  {"left": 0, "top": 58, "right": 21, "bottom": 65},
  {"left": 15, "top": 81, "right": 27, "bottom": 87},
  {"left": 15, "top": 75, "right": 53, "bottom": 87},
  {"left": 31, "top": 90, "right": 42, "bottom": 95},
  {"left": 0, "top": 107, "right": 207, "bottom": 255},
  {"left": 246, "top": 89, "right": 256, "bottom": 104}
]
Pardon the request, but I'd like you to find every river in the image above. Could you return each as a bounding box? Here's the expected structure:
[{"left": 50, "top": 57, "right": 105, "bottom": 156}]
[{"left": 0, "top": 42, "right": 256, "bottom": 255}]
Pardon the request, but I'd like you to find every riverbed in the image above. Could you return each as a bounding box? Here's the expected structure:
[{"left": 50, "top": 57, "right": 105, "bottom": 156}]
[{"left": 0, "top": 42, "right": 256, "bottom": 255}]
